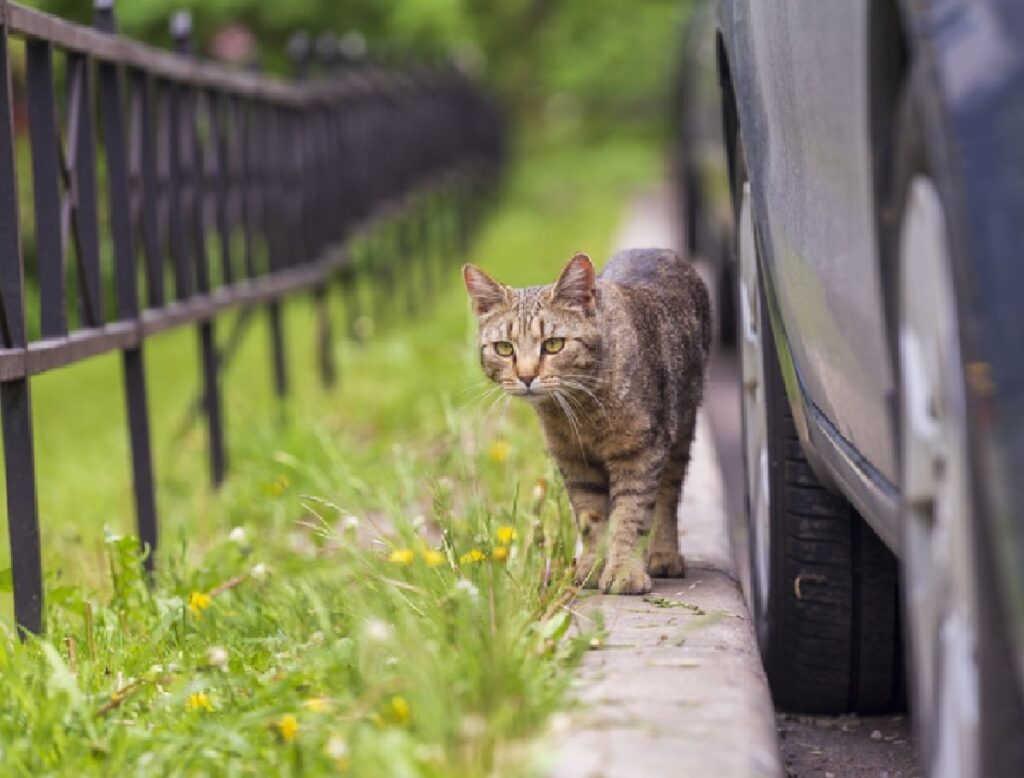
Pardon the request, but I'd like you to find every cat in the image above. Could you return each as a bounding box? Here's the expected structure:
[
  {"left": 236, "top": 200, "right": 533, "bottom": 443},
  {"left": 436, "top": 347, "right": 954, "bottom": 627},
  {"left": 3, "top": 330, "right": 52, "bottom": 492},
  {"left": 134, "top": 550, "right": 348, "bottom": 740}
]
[{"left": 463, "top": 249, "right": 711, "bottom": 594}]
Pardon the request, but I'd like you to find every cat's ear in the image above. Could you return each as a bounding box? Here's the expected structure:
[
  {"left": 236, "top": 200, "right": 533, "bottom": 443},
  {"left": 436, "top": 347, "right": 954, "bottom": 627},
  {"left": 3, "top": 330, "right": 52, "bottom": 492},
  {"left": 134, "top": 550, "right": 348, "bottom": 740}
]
[
  {"left": 463, "top": 264, "right": 508, "bottom": 316},
  {"left": 550, "top": 252, "right": 596, "bottom": 313}
]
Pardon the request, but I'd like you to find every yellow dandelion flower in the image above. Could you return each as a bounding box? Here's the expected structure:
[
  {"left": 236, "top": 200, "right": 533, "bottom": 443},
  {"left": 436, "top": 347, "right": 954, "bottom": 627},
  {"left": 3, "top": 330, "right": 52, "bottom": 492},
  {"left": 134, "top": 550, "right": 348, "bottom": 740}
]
[
  {"left": 421, "top": 548, "right": 445, "bottom": 567},
  {"left": 303, "top": 697, "right": 333, "bottom": 713},
  {"left": 264, "top": 475, "right": 290, "bottom": 496},
  {"left": 188, "top": 591, "right": 212, "bottom": 618},
  {"left": 186, "top": 691, "right": 213, "bottom": 712},
  {"left": 487, "top": 440, "right": 510, "bottom": 463},
  {"left": 492, "top": 545, "right": 509, "bottom": 562},
  {"left": 390, "top": 695, "right": 410, "bottom": 725},
  {"left": 277, "top": 713, "right": 299, "bottom": 743},
  {"left": 388, "top": 548, "right": 415, "bottom": 565},
  {"left": 496, "top": 525, "right": 518, "bottom": 545},
  {"left": 459, "top": 548, "right": 486, "bottom": 565}
]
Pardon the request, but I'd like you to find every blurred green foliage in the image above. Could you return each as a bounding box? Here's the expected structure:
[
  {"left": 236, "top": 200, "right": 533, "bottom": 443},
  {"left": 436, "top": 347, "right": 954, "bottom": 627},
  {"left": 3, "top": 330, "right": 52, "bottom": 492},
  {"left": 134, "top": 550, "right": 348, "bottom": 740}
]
[{"left": 29, "top": 0, "right": 690, "bottom": 136}]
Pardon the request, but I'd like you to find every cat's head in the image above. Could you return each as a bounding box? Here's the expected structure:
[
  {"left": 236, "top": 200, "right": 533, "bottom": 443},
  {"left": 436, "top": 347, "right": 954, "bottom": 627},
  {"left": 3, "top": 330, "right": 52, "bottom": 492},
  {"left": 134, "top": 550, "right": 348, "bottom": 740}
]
[{"left": 462, "top": 253, "right": 601, "bottom": 401}]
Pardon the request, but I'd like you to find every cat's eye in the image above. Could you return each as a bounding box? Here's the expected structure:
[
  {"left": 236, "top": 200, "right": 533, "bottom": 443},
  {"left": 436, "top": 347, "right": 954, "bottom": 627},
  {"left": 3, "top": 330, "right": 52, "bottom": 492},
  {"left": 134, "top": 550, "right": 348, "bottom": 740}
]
[
  {"left": 541, "top": 337, "right": 565, "bottom": 355},
  {"left": 493, "top": 341, "right": 514, "bottom": 357}
]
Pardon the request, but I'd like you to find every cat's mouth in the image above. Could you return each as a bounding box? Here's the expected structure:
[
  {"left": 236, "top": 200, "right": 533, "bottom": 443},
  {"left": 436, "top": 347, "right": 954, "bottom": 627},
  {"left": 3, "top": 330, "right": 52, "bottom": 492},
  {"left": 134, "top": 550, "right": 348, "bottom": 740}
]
[{"left": 505, "top": 384, "right": 547, "bottom": 400}]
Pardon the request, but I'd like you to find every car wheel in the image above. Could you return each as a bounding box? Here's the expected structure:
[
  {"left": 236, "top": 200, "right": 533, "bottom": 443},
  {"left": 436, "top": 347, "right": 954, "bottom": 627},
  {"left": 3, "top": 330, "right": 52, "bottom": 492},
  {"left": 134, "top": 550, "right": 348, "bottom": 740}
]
[
  {"left": 735, "top": 135, "right": 903, "bottom": 713},
  {"left": 891, "top": 73, "right": 1024, "bottom": 778}
]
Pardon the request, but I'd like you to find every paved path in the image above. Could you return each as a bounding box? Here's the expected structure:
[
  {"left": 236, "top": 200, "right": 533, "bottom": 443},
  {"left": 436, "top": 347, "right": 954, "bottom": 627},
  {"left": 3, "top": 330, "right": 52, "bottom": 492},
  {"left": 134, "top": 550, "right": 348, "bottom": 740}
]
[{"left": 545, "top": 190, "right": 782, "bottom": 778}]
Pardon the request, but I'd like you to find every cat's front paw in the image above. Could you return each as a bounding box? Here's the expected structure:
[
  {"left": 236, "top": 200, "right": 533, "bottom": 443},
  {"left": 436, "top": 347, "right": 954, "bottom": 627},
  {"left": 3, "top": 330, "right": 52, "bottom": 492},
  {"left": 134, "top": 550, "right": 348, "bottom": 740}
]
[
  {"left": 599, "top": 558, "right": 652, "bottom": 595},
  {"left": 648, "top": 550, "right": 686, "bottom": 578},
  {"left": 574, "top": 553, "right": 604, "bottom": 589}
]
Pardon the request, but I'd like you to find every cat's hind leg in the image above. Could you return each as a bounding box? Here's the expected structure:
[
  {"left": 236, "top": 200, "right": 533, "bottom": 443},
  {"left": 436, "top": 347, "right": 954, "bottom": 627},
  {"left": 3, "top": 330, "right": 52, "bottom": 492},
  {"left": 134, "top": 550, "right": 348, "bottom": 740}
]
[{"left": 648, "top": 415, "right": 695, "bottom": 578}]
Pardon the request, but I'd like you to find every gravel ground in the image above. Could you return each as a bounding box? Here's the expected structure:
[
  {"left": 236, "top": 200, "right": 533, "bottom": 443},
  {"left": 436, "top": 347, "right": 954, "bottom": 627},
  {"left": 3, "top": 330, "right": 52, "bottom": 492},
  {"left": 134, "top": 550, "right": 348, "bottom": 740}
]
[{"left": 777, "top": 713, "right": 921, "bottom": 778}]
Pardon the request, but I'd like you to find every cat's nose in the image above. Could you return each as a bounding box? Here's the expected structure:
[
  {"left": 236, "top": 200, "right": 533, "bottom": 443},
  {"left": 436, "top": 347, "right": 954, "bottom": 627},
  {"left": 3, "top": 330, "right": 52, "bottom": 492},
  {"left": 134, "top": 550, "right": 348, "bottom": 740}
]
[{"left": 519, "top": 373, "right": 538, "bottom": 387}]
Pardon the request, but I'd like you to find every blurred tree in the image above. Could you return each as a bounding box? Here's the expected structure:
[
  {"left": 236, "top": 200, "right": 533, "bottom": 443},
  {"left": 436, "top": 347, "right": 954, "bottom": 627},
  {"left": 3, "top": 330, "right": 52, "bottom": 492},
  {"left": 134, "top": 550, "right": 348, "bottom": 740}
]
[{"left": 28, "top": 0, "right": 689, "bottom": 136}]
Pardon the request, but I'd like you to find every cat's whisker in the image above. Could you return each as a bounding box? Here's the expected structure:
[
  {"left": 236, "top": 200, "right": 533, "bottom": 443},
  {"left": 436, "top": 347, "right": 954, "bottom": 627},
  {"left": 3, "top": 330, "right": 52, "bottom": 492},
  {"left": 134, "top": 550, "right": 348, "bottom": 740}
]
[
  {"left": 482, "top": 386, "right": 512, "bottom": 418},
  {"left": 458, "top": 384, "right": 503, "bottom": 414},
  {"left": 558, "top": 374, "right": 605, "bottom": 391},
  {"left": 558, "top": 385, "right": 593, "bottom": 420},
  {"left": 553, "top": 389, "right": 587, "bottom": 461},
  {"left": 457, "top": 378, "right": 496, "bottom": 397},
  {"left": 559, "top": 379, "right": 607, "bottom": 415},
  {"left": 496, "top": 394, "right": 512, "bottom": 427},
  {"left": 559, "top": 376, "right": 602, "bottom": 397}
]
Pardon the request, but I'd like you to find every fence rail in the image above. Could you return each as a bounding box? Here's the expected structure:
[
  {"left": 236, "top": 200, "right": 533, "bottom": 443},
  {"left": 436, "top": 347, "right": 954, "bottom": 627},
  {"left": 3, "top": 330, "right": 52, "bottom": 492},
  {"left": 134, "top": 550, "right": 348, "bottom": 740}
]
[{"left": 0, "top": 0, "right": 503, "bottom": 634}]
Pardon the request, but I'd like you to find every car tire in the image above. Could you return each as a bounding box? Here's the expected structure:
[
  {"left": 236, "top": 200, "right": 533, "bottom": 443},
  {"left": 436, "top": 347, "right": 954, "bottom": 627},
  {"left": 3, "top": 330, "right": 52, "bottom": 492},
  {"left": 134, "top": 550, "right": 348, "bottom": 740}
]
[
  {"left": 887, "top": 67, "right": 1024, "bottom": 778},
  {"left": 735, "top": 133, "right": 904, "bottom": 714}
]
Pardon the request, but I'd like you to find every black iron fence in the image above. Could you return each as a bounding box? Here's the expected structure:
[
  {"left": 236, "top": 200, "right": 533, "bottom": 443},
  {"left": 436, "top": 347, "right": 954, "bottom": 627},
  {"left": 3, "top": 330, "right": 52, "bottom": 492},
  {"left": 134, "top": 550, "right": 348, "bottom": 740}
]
[{"left": 0, "top": 0, "right": 503, "bottom": 634}]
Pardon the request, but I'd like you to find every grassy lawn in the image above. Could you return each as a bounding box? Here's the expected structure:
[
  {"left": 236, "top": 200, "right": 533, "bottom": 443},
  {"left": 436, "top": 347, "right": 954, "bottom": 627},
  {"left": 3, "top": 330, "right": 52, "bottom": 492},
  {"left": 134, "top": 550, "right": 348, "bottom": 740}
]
[{"left": 0, "top": 137, "right": 659, "bottom": 776}]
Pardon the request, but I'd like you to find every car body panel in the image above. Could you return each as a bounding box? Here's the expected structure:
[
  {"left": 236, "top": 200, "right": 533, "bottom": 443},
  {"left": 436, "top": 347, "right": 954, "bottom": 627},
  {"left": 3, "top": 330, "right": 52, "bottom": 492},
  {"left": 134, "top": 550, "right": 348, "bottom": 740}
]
[
  {"left": 674, "top": 1, "right": 732, "bottom": 265},
  {"left": 719, "top": 1, "right": 898, "bottom": 489},
  {"left": 714, "top": 0, "right": 1024, "bottom": 686}
]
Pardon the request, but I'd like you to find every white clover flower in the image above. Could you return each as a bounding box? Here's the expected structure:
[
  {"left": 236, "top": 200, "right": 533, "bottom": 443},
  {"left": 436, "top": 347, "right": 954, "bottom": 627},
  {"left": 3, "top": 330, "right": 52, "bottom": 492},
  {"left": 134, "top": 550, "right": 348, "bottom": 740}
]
[
  {"left": 207, "top": 646, "right": 229, "bottom": 668},
  {"left": 411, "top": 514, "right": 427, "bottom": 533},
  {"left": 250, "top": 562, "right": 268, "bottom": 581},
  {"left": 548, "top": 712, "right": 572, "bottom": 735},
  {"left": 455, "top": 579, "right": 479, "bottom": 599},
  {"left": 325, "top": 735, "right": 349, "bottom": 761},
  {"left": 342, "top": 515, "right": 361, "bottom": 531},
  {"left": 459, "top": 713, "right": 487, "bottom": 739},
  {"left": 362, "top": 618, "right": 392, "bottom": 643},
  {"left": 228, "top": 526, "right": 247, "bottom": 545}
]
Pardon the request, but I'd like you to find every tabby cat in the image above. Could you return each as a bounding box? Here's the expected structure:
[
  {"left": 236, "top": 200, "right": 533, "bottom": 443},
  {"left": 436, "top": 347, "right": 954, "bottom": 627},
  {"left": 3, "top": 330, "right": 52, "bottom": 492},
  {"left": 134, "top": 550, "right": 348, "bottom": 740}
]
[{"left": 463, "top": 249, "right": 711, "bottom": 594}]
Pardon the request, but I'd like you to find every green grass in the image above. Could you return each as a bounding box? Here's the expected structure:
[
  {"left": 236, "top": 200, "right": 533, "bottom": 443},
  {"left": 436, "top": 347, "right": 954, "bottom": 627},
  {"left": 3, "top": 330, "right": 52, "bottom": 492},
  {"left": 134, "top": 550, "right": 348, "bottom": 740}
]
[{"left": 0, "top": 136, "right": 659, "bottom": 776}]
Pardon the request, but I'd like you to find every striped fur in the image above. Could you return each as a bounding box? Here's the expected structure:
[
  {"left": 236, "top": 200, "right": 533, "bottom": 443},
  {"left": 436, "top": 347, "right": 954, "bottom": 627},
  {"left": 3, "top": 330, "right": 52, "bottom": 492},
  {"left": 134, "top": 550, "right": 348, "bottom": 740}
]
[{"left": 464, "top": 249, "right": 711, "bottom": 594}]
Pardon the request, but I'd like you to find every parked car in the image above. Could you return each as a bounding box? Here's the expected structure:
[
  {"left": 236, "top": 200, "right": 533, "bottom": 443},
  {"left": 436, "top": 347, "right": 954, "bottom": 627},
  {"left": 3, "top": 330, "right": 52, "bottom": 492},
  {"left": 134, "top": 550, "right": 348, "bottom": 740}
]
[
  {"left": 671, "top": 1, "right": 735, "bottom": 344},
  {"left": 690, "top": 1, "right": 1024, "bottom": 776}
]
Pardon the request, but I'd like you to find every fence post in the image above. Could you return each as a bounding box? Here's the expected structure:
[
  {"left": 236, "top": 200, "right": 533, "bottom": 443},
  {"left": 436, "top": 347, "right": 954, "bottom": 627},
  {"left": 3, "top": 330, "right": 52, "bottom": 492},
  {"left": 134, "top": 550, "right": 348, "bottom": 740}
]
[
  {"left": 263, "top": 104, "right": 289, "bottom": 399},
  {"left": 312, "top": 34, "right": 337, "bottom": 387},
  {"left": 95, "top": 0, "right": 160, "bottom": 571},
  {"left": 172, "top": 10, "right": 227, "bottom": 486},
  {"left": 246, "top": 63, "right": 289, "bottom": 400},
  {"left": 0, "top": 21, "right": 43, "bottom": 635},
  {"left": 24, "top": 37, "right": 66, "bottom": 339},
  {"left": 289, "top": 32, "right": 336, "bottom": 389}
]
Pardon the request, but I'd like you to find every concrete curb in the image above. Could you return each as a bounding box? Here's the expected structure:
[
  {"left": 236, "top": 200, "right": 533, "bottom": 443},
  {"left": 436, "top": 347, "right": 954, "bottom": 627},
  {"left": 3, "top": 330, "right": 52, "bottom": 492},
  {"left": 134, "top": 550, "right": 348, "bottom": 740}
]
[
  {"left": 543, "top": 190, "right": 782, "bottom": 777},
  {"left": 545, "top": 414, "right": 782, "bottom": 778}
]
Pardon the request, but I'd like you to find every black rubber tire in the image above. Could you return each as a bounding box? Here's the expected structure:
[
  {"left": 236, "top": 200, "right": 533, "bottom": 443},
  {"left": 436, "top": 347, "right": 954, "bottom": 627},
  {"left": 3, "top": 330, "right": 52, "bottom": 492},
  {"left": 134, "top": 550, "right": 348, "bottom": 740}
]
[
  {"left": 733, "top": 130, "right": 904, "bottom": 714},
  {"left": 752, "top": 277, "right": 903, "bottom": 714}
]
